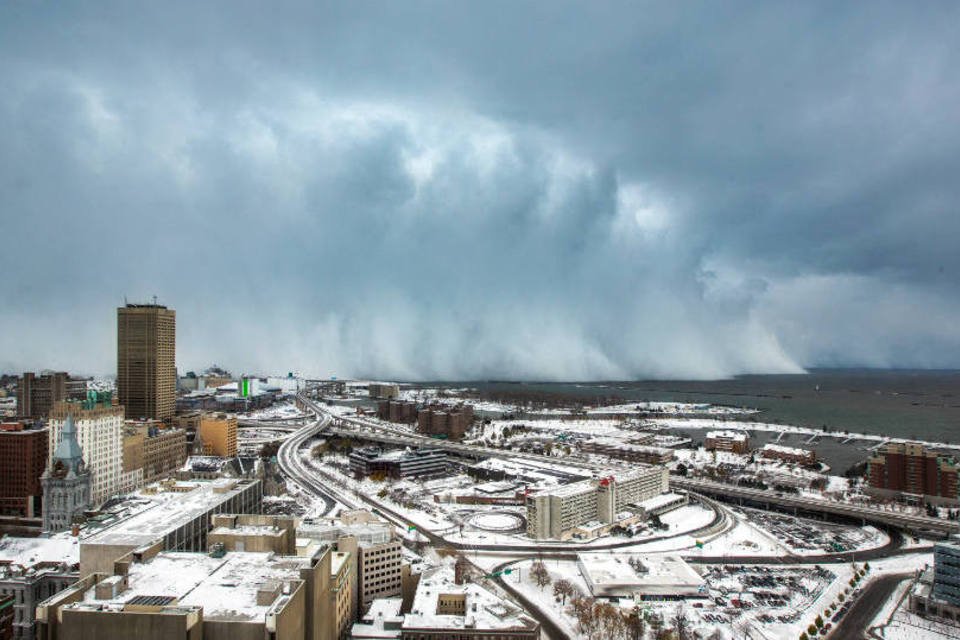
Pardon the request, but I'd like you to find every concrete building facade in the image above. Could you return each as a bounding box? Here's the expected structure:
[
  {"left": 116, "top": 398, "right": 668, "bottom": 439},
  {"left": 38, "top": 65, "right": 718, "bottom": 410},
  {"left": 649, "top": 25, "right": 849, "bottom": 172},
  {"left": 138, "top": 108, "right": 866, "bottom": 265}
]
[
  {"left": 79, "top": 479, "right": 263, "bottom": 577},
  {"left": 48, "top": 400, "right": 124, "bottom": 506},
  {"left": 401, "top": 568, "right": 539, "bottom": 640},
  {"left": 526, "top": 467, "right": 670, "bottom": 540},
  {"left": 36, "top": 544, "right": 334, "bottom": 640},
  {"left": 117, "top": 303, "right": 176, "bottom": 421}
]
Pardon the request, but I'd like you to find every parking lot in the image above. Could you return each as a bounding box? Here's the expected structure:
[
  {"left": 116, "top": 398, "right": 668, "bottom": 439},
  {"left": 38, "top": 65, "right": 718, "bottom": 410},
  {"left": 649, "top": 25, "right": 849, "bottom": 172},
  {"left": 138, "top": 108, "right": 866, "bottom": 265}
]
[
  {"left": 735, "top": 506, "right": 886, "bottom": 554},
  {"left": 700, "top": 564, "right": 837, "bottom": 624}
]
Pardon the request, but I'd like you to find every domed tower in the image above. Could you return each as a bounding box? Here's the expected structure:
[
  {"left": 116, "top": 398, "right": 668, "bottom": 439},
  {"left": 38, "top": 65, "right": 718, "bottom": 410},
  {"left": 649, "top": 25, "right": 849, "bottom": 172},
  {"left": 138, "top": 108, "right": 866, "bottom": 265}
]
[{"left": 41, "top": 414, "right": 91, "bottom": 532}]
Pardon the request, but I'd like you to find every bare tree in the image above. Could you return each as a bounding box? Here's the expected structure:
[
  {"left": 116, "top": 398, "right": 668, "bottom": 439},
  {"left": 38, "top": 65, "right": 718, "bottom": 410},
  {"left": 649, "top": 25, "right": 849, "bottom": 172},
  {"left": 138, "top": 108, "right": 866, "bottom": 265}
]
[
  {"left": 672, "top": 605, "right": 690, "bottom": 640},
  {"left": 623, "top": 607, "right": 646, "bottom": 640},
  {"left": 572, "top": 596, "right": 596, "bottom": 635},
  {"left": 553, "top": 578, "right": 575, "bottom": 604},
  {"left": 597, "top": 602, "right": 625, "bottom": 640},
  {"left": 530, "top": 561, "right": 551, "bottom": 590}
]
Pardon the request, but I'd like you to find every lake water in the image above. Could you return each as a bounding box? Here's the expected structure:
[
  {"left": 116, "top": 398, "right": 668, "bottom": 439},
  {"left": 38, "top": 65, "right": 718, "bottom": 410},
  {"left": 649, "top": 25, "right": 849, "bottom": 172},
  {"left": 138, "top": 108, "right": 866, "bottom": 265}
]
[{"left": 443, "top": 369, "right": 960, "bottom": 445}]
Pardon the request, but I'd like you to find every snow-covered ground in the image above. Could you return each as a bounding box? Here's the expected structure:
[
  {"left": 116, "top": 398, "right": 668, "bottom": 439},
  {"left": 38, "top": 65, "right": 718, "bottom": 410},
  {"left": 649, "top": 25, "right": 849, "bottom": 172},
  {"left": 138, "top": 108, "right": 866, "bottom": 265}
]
[{"left": 238, "top": 402, "right": 308, "bottom": 420}]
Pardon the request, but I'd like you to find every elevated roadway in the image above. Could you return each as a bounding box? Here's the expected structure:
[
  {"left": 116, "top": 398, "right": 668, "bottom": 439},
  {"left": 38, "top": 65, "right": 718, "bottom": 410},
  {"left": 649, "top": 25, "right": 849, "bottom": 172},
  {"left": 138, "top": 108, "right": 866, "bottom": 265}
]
[
  {"left": 672, "top": 477, "right": 960, "bottom": 536},
  {"left": 300, "top": 394, "right": 959, "bottom": 537}
]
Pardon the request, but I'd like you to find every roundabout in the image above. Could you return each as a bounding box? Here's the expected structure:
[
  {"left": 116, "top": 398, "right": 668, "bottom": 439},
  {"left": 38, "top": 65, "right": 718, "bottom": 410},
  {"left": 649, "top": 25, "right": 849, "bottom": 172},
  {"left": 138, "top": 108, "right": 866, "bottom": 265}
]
[{"left": 466, "top": 511, "right": 526, "bottom": 533}]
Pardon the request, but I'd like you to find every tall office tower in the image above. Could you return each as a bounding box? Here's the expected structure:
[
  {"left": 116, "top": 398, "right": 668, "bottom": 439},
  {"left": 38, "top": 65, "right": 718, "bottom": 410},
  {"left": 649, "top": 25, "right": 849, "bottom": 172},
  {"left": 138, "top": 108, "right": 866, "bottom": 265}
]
[
  {"left": 16, "top": 371, "right": 87, "bottom": 419},
  {"left": 117, "top": 303, "right": 176, "bottom": 420}
]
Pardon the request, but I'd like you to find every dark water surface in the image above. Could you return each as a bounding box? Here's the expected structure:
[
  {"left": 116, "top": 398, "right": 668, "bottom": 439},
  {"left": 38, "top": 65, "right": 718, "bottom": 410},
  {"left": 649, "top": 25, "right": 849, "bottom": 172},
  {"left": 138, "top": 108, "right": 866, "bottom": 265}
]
[{"left": 425, "top": 369, "right": 960, "bottom": 445}]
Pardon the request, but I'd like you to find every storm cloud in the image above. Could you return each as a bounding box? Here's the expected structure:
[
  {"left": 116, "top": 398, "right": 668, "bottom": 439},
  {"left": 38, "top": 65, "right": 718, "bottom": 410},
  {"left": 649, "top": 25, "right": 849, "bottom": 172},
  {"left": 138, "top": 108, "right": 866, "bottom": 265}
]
[{"left": 1, "top": 2, "right": 959, "bottom": 379}]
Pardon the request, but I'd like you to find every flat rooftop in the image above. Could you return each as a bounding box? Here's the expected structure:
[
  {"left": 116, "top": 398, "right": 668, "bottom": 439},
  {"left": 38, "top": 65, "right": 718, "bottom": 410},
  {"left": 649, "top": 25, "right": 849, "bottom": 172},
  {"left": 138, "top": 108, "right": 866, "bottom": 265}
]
[
  {"left": 578, "top": 553, "right": 704, "bottom": 597},
  {"left": 82, "top": 480, "right": 256, "bottom": 548},
  {"left": 405, "top": 568, "right": 537, "bottom": 632},
  {"left": 75, "top": 550, "right": 306, "bottom": 621},
  {"left": 0, "top": 535, "right": 80, "bottom": 570},
  {"left": 706, "top": 430, "right": 748, "bottom": 441},
  {"left": 352, "top": 597, "right": 403, "bottom": 639}
]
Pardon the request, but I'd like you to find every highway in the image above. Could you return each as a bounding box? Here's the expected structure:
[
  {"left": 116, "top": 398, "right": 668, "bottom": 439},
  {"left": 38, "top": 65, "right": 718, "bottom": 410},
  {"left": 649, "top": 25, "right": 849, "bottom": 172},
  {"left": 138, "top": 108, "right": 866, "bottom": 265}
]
[
  {"left": 672, "top": 477, "right": 960, "bottom": 536},
  {"left": 299, "top": 392, "right": 959, "bottom": 537},
  {"left": 275, "top": 414, "right": 338, "bottom": 515}
]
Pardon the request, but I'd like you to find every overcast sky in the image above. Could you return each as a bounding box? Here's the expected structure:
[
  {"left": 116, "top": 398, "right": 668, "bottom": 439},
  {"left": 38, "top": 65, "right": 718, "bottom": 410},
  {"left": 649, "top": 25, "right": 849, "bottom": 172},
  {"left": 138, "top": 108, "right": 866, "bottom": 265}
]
[{"left": 1, "top": 2, "right": 959, "bottom": 380}]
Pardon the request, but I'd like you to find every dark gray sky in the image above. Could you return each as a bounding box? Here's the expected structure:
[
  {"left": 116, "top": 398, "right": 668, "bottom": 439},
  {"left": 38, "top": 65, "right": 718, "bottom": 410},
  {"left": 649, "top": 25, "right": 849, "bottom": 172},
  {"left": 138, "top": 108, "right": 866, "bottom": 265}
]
[{"left": 2, "top": 2, "right": 959, "bottom": 380}]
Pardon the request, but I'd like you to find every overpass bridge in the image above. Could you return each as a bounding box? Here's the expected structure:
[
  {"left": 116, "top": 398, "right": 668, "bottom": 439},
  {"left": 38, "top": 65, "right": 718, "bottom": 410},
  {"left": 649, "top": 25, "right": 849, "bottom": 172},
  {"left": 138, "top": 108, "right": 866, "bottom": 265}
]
[
  {"left": 672, "top": 477, "right": 960, "bottom": 536},
  {"left": 297, "top": 394, "right": 960, "bottom": 537}
]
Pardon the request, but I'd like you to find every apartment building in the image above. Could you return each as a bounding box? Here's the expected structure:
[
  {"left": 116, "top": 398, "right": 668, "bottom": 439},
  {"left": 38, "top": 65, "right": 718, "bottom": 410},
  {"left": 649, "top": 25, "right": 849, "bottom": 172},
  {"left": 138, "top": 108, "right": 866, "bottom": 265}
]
[
  {"left": 415, "top": 404, "right": 474, "bottom": 440},
  {"left": 377, "top": 400, "right": 418, "bottom": 424},
  {"left": 368, "top": 383, "right": 399, "bottom": 400},
  {"left": 117, "top": 303, "right": 176, "bottom": 421},
  {"left": 0, "top": 422, "right": 48, "bottom": 518},
  {"left": 705, "top": 430, "right": 751, "bottom": 454},
  {"left": 344, "top": 538, "right": 403, "bottom": 611},
  {"left": 760, "top": 443, "right": 817, "bottom": 465},
  {"left": 868, "top": 442, "right": 959, "bottom": 501},
  {"left": 197, "top": 413, "right": 238, "bottom": 458},
  {"left": 580, "top": 437, "right": 675, "bottom": 464},
  {"left": 47, "top": 399, "right": 124, "bottom": 506}
]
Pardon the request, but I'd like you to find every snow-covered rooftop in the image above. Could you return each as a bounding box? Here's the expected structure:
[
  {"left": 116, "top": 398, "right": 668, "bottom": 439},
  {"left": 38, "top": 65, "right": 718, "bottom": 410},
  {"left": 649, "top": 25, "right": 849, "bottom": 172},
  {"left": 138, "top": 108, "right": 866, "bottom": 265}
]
[
  {"left": 404, "top": 569, "right": 537, "bottom": 633},
  {"left": 577, "top": 553, "right": 705, "bottom": 598},
  {"left": 74, "top": 550, "right": 310, "bottom": 621},
  {"left": 761, "top": 443, "right": 814, "bottom": 457},
  {"left": 0, "top": 534, "right": 80, "bottom": 570},
  {"left": 706, "top": 430, "right": 749, "bottom": 442},
  {"left": 351, "top": 597, "right": 403, "bottom": 639},
  {"left": 82, "top": 480, "right": 256, "bottom": 548}
]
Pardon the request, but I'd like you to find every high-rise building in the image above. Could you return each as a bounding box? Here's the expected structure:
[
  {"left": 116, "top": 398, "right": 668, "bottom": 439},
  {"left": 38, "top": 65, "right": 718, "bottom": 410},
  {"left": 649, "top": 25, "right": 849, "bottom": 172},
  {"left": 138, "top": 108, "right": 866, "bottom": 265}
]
[
  {"left": 0, "top": 422, "right": 48, "bottom": 518},
  {"left": 526, "top": 467, "right": 670, "bottom": 540},
  {"left": 867, "top": 442, "right": 958, "bottom": 500},
  {"left": 197, "top": 412, "right": 238, "bottom": 457},
  {"left": 48, "top": 398, "right": 124, "bottom": 506},
  {"left": 41, "top": 415, "right": 91, "bottom": 532},
  {"left": 15, "top": 372, "right": 87, "bottom": 419},
  {"left": 117, "top": 303, "right": 176, "bottom": 420}
]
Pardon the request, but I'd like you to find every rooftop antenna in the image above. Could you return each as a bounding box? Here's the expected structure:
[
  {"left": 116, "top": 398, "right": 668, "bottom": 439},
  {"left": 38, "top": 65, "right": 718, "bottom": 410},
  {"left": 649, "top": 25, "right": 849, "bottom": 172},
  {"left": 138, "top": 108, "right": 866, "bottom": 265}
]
[{"left": 152, "top": 295, "right": 158, "bottom": 306}]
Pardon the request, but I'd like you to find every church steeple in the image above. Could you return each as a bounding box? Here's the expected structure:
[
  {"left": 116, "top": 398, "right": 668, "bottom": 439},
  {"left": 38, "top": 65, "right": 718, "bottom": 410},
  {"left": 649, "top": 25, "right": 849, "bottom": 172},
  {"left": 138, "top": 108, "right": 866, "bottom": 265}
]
[
  {"left": 51, "top": 414, "right": 85, "bottom": 476},
  {"left": 42, "top": 413, "right": 91, "bottom": 532}
]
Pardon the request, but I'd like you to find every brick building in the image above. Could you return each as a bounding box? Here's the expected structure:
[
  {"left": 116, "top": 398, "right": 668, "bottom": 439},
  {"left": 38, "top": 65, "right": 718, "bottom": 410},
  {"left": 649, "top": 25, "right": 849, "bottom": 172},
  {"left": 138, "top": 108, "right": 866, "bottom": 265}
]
[
  {"left": 867, "top": 442, "right": 958, "bottom": 501},
  {"left": 197, "top": 413, "right": 238, "bottom": 457},
  {"left": 760, "top": 443, "right": 817, "bottom": 465},
  {"left": 580, "top": 437, "right": 675, "bottom": 464},
  {"left": 0, "top": 422, "right": 48, "bottom": 518},
  {"left": 704, "top": 430, "right": 750, "bottom": 454},
  {"left": 15, "top": 372, "right": 86, "bottom": 419},
  {"left": 377, "top": 400, "right": 418, "bottom": 424},
  {"left": 123, "top": 421, "right": 188, "bottom": 485},
  {"left": 416, "top": 403, "right": 474, "bottom": 440}
]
